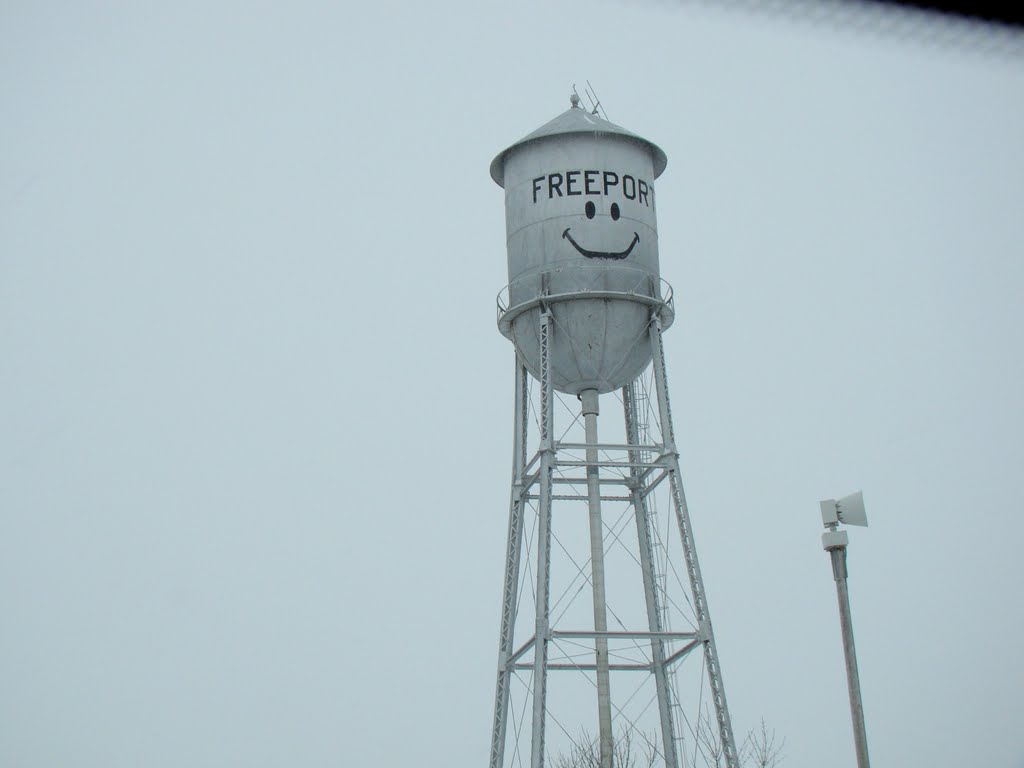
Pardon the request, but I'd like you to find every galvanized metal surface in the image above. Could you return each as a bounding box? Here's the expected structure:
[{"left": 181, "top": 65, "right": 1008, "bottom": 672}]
[
  {"left": 829, "top": 545, "right": 872, "bottom": 768},
  {"left": 581, "top": 389, "right": 614, "bottom": 768},
  {"left": 623, "top": 380, "right": 679, "bottom": 768},
  {"left": 529, "top": 310, "right": 554, "bottom": 768},
  {"left": 489, "top": 105, "right": 735, "bottom": 768},
  {"left": 493, "top": 103, "right": 669, "bottom": 395},
  {"left": 489, "top": 106, "right": 667, "bottom": 187},
  {"left": 489, "top": 361, "right": 529, "bottom": 768},
  {"left": 487, "top": 314, "right": 739, "bottom": 768},
  {"left": 650, "top": 314, "right": 739, "bottom": 768}
]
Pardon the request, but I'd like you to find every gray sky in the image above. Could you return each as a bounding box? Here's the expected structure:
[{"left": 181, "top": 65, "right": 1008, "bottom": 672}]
[{"left": 2, "top": 2, "right": 1022, "bottom": 766}]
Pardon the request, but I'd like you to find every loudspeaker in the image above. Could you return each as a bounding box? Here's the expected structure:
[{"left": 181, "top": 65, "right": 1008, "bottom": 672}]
[{"left": 836, "top": 491, "right": 868, "bottom": 527}]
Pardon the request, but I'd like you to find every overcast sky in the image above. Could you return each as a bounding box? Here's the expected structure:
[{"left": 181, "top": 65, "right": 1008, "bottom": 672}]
[{"left": 2, "top": 2, "right": 1022, "bottom": 767}]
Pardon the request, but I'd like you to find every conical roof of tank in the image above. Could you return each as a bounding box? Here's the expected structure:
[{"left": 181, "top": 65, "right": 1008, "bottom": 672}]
[{"left": 490, "top": 99, "right": 668, "bottom": 188}]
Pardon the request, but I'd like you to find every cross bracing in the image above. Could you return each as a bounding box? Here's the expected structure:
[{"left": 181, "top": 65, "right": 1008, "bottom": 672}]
[{"left": 488, "top": 311, "right": 738, "bottom": 768}]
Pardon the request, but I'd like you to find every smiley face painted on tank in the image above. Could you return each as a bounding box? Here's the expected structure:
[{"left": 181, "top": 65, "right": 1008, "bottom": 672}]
[
  {"left": 527, "top": 170, "right": 652, "bottom": 261},
  {"left": 562, "top": 200, "right": 640, "bottom": 261}
]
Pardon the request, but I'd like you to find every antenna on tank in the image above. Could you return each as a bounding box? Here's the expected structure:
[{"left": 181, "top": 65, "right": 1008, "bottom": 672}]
[{"left": 585, "top": 80, "right": 608, "bottom": 121}]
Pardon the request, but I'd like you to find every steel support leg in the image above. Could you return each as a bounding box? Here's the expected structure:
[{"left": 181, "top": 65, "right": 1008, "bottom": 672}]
[
  {"left": 490, "top": 360, "right": 530, "bottom": 768},
  {"left": 531, "top": 310, "right": 555, "bottom": 768},
  {"left": 580, "top": 388, "right": 614, "bottom": 768},
  {"left": 623, "top": 381, "right": 680, "bottom": 768},
  {"left": 649, "top": 314, "right": 739, "bottom": 768}
]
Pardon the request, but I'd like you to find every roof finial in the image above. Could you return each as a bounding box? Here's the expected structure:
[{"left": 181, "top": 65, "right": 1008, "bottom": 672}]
[{"left": 570, "top": 86, "right": 581, "bottom": 109}]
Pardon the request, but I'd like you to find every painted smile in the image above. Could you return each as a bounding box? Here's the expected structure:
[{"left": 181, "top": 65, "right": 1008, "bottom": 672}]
[{"left": 562, "top": 228, "right": 640, "bottom": 261}]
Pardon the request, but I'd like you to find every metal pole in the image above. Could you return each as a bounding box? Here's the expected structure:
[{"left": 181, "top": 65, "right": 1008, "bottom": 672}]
[
  {"left": 531, "top": 310, "right": 555, "bottom": 768},
  {"left": 649, "top": 314, "right": 739, "bottom": 768},
  {"left": 580, "top": 388, "right": 614, "bottom": 768},
  {"left": 623, "top": 381, "right": 680, "bottom": 768},
  {"left": 489, "top": 359, "right": 530, "bottom": 768},
  {"left": 829, "top": 544, "right": 871, "bottom": 768}
]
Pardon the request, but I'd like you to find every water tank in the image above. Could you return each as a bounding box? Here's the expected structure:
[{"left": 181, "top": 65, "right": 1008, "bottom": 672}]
[{"left": 491, "top": 99, "right": 673, "bottom": 395}]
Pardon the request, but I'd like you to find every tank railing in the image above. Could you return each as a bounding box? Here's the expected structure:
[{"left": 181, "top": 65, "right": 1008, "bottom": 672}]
[{"left": 496, "top": 263, "right": 675, "bottom": 330}]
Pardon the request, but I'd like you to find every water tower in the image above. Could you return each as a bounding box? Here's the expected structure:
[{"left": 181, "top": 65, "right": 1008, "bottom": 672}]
[{"left": 487, "top": 96, "right": 738, "bottom": 768}]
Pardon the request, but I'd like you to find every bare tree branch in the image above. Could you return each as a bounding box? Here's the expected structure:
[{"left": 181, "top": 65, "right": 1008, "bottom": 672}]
[
  {"left": 553, "top": 717, "right": 785, "bottom": 768},
  {"left": 552, "top": 728, "right": 658, "bottom": 768},
  {"left": 739, "top": 718, "right": 786, "bottom": 768}
]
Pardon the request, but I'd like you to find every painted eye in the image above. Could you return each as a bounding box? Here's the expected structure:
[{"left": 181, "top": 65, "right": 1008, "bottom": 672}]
[
  {"left": 585, "top": 201, "right": 596, "bottom": 219},
  {"left": 610, "top": 203, "right": 620, "bottom": 221}
]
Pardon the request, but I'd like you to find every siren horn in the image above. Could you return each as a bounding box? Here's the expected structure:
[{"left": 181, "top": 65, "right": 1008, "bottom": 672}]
[{"left": 820, "top": 491, "right": 868, "bottom": 527}]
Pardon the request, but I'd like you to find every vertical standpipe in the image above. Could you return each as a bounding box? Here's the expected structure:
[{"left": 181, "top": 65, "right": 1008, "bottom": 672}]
[{"left": 581, "top": 389, "right": 613, "bottom": 768}]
